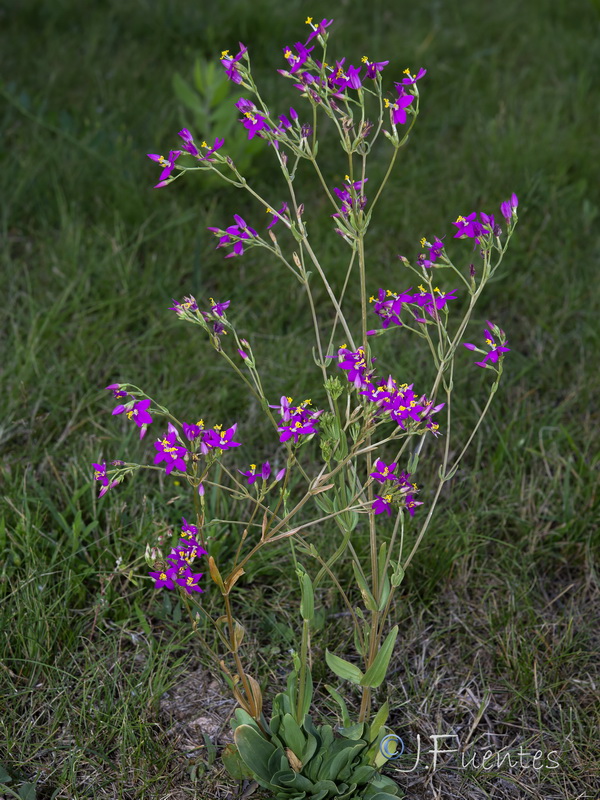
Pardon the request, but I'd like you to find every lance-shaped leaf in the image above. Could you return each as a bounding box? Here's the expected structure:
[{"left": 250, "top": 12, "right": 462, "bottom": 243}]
[
  {"left": 359, "top": 626, "right": 398, "bottom": 688},
  {"left": 325, "top": 650, "right": 364, "bottom": 684}
]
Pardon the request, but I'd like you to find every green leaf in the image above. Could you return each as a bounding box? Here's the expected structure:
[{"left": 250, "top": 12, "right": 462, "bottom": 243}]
[
  {"left": 360, "top": 626, "right": 398, "bottom": 688},
  {"left": 324, "top": 683, "right": 351, "bottom": 727},
  {"left": 325, "top": 650, "right": 364, "bottom": 684},
  {"left": 233, "top": 724, "right": 278, "bottom": 784},
  {"left": 352, "top": 561, "right": 377, "bottom": 612},
  {"left": 193, "top": 59, "right": 204, "bottom": 92},
  {"left": 280, "top": 713, "right": 306, "bottom": 758},
  {"left": 297, "top": 566, "right": 314, "bottom": 621},
  {"left": 338, "top": 722, "right": 365, "bottom": 740},
  {"left": 172, "top": 72, "right": 200, "bottom": 112},
  {"left": 368, "top": 701, "right": 390, "bottom": 742},
  {"left": 221, "top": 743, "right": 252, "bottom": 779},
  {"left": 0, "top": 764, "right": 12, "bottom": 783},
  {"left": 18, "top": 784, "right": 37, "bottom": 800}
]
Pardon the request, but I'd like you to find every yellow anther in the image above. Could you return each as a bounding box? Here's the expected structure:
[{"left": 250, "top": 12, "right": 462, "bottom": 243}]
[
  {"left": 201, "top": 141, "right": 208, "bottom": 148},
  {"left": 305, "top": 16, "right": 313, "bottom": 24},
  {"left": 159, "top": 573, "right": 167, "bottom": 580},
  {"left": 287, "top": 395, "right": 293, "bottom": 402},
  {"left": 266, "top": 207, "right": 272, "bottom": 213},
  {"left": 418, "top": 283, "right": 426, "bottom": 292},
  {"left": 403, "top": 68, "right": 411, "bottom": 75},
  {"left": 221, "top": 50, "right": 230, "bottom": 58},
  {"left": 434, "top": 286, "right": 441, "bottom": 293},
  {"left": 386, "top": 289, "right": 393, "bottom": 297},
  {"left": 284, "top": 49, "right": 293, "bottom": 58},
  {"left": 485, "top": 338, "right": 493, "bottom": 345},
  {"left": 384, "top": 494, "right": 393, "bottom": 501},
  {"left": 344, "top": 174, "right": 350, "bottom": 182},
  {"left": 420, "top": 237, "right": 427, "bottom": 247},
  {"left": 250, "top": 464, "right": 256, "bottom": 470},
  {"left": 362, "top": 55, "right": 369, "bottom": 63},
  {"left": 196, "top": 419, "right": 204, "bottom": 427},
  {"left": 384, "top": 98, "right": 390, "bottom": 108},
  {"left": 456, "top": 215, "right": 465, "bottom": 223},
  {"left": 369, "top": 295, "right": 374, "bottom": 303},
  {"left": 214, "top": 424, "right": 222, "bottom": 430}
]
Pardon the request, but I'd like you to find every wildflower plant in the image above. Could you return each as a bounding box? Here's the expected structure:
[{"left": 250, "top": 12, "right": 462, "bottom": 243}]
[{"left": 95, "top": 16, "right": 518, "bottom": 799}]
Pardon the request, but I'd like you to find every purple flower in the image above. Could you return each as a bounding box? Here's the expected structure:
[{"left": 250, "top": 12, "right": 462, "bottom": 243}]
[
  {"left": 362, "top": 56, "right": 389, "bottom": 79},
  {"left": 452, "top": 212, "right": 484, "bottom": 240},
  {"left": 238, "top": 461, "right": 272, "bottom": 485},
  {"left": 178, "top": 128, "right": 199, "bottom": 156},
  {"left": 416, "top": 236, "right": 445, "bottom": 269},
  {"left": 370, "top": 459, "right": 399, "bottom": 483},
  {"left": 305, "top": 17, "right": 333, "bottom": 43},
  {"left": 410, "top": 285, "right": 457, "bottom": 320},
  {"left": 203, "top": 423, "right": 242, "bottom": 451},
  {"left": 400, "top": 67, "right": 427, "bottom": 85},
  {"left": 220, "top": 43, "right": 248, "bottom": 84},
  {"left": 266, "top": 202, "right": 289, "bottom": 230},
  {"left": 112, "top": 398, "right": 153, "bottom": 439},
  {"left": 92, "top": 462, "right": 119, "bottom": 498},
  {"left": 275, "top": 398, "right": 322, "bottom": 444},
  {"left": 200, "top": 136, "right": 226, "bottom": 161},
  {"left": 463, "top": 324, "right": 510, "bottom": 368},
  {"left": 180, "top": 517, "right": 199, "bottom": 540},
  {"left": 500, "top": 193, "right": 519, "bottom": 222},
  {"left": 149, "top": 568, "right": 177, "bottom": 589},
  {"left": 147, "top": 150, "right": 181, "bottom": 188},
  {"left": 208, "top": 215, "right": 258, "bottom": 258},
  {"left": 170, "top": 295, "right": 198, "bottom": 315},
  {"left": 387, "top": 86, "right": 414, "bottom": 125},
  {"left": 336, "top": 345, "right": 374, "bottom": 389},
  {"left": 373, "top": 494, "right": 393, "bottom": 516},
  {"left": 206, "top": 298, "right": 230, "bottom": 317},
  {"left": 105, "top": 383, "right": 128, "bottom": 400},
  {"left": 283, "top": 41, "right": 315, "bottom": 73},
  {"left": 154, "top": 425, "right": 188, "bottom": 475},
  {"left": 183, "top": 419, "right": 206, "bottom": 442},
  {"left": 175, "top": 570, "right": 204, "bottom": 593},
  {"left": 333, "top": 177, "right": 368, "bottom": 218}
]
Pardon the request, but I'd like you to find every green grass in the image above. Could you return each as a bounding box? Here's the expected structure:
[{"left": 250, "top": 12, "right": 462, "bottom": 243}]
[{"left": 1, "top": 0, "right": 599, "bottom": 797}]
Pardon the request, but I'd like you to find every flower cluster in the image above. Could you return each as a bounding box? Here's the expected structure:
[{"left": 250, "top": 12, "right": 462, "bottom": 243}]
[
  {"left": 149, "top": 518, "right": 207, "bottom": 594},
  {"left": 453, "top": 195, "right": 518, "bottom": 244},
  {"left": 463, "top": 324, "right": 510, "bottom": 368},
  {"left": 368, "top": 284, "right": 457, "bottom": 329},
  {"left": 147, "top": 131, "right": 225, "bottom": 188},
  {"left": 335, "top": 346, "right": 443, "bottom": 434},
  {"left": 333, "top": 177, "right": 368, "bottom": 219},
  {"left": 369, "top": 459, "right": 423, "bottom": 517},
  {"left": 271, "top": 395, "right": 323, "bottom": 445}
]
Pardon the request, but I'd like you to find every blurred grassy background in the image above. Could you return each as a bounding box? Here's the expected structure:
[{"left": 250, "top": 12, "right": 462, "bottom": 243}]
[{"left": 1, "top": 0, "right": 599, "bottom": 797}]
